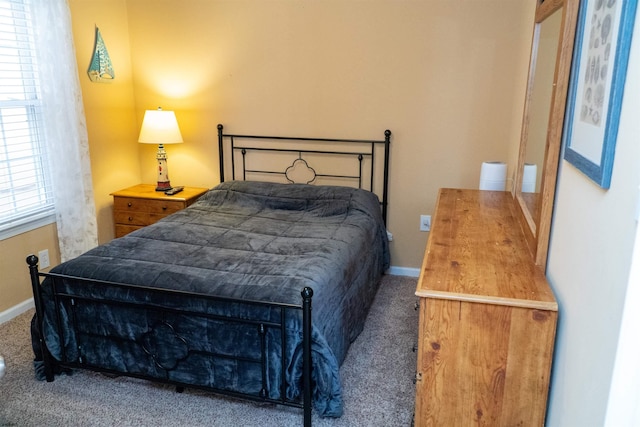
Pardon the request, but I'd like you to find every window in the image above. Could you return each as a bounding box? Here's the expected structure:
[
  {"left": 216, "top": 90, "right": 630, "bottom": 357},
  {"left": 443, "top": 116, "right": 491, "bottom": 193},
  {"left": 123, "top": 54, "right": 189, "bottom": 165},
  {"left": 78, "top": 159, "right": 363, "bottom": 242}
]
[{"left": 0, "top": 0, "right": 54, "bottom": 240}]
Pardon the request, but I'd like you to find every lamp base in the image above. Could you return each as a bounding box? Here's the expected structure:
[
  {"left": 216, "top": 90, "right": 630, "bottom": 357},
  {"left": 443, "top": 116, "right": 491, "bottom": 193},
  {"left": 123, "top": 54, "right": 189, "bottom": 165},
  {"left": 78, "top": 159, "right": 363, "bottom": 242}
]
[{"left": 155, "top": 181, "right": 172, "bottom": 192}]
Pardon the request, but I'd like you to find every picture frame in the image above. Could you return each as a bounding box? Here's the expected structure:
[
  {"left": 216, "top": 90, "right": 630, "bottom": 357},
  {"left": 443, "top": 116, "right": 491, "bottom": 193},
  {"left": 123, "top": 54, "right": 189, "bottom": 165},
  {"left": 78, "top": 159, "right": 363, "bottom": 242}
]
[{"left": 563, "top": 0, "right": 638, "bottom": 189}]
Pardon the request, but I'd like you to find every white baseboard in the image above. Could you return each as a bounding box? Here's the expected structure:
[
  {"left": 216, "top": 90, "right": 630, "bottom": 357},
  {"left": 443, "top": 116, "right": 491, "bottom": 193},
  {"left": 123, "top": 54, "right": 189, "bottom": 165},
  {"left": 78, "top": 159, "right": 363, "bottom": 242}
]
[
  {"left": 0, "top": 298, "right": 34, "bottom": 325},
  {"left": 387, "top": 266, "right": 420, "bottom": 277}
]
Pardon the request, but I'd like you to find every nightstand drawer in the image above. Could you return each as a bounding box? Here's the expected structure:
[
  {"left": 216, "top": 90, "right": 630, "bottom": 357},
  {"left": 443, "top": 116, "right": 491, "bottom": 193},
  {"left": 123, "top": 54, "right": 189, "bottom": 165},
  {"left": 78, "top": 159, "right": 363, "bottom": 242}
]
[
  {"left": 114, "top": 197, "right": 184, "bottom": 215},
  {"left": 115, "top": 224, "right": 143, "bottom": 238},
  {"left": 111, "top": 184, "right": 209, "bottom": 238},
  {"left": 114, "top": 210, "right": 153, "bottom": 226}
]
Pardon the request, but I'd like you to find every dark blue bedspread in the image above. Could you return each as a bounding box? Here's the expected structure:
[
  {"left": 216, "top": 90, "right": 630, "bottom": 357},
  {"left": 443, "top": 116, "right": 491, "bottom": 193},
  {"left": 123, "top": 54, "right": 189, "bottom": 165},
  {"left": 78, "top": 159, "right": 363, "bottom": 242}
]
[{"left": 38, "top": 181, "right": 389, "bottom": 417}]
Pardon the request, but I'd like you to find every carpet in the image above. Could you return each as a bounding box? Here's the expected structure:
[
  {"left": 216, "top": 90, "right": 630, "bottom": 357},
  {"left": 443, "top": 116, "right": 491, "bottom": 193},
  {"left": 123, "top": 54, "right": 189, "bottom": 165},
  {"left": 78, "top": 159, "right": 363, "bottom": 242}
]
[{"left": 0, "top": 274, "right": 417, "bottom": 426}]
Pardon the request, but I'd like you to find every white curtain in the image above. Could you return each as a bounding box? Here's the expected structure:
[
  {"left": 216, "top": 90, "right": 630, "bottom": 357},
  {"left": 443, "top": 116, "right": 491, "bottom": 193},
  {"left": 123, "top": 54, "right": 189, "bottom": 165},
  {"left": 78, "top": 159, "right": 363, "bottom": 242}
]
[{"left": 31, "top": 0, "right": 98, "bottom": 262}]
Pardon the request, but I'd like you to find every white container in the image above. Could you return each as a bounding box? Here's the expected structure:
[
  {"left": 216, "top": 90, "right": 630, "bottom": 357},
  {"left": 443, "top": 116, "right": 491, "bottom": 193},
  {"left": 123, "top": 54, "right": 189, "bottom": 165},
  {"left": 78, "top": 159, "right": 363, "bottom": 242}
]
[{"left": 479, "top": 161, "right": 507, "bottom": 191}]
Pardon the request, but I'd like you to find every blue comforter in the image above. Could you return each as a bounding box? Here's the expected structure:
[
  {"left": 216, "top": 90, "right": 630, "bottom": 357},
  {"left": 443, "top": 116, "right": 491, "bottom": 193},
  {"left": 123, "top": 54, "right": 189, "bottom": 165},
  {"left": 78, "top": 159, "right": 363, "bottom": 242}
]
[{"left": 38, "top": 181, "right": 389, "bottom": 417}]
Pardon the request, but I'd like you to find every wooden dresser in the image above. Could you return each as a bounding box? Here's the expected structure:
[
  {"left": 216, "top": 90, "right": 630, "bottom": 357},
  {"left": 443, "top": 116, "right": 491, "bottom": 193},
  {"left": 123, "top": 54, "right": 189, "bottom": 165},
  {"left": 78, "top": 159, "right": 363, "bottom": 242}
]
[
  {"left": 414, "top": 188, "right": 557, "bottom": 426},
  {"left": 111, "top": 184, "right": 209, "bottom": 237}
]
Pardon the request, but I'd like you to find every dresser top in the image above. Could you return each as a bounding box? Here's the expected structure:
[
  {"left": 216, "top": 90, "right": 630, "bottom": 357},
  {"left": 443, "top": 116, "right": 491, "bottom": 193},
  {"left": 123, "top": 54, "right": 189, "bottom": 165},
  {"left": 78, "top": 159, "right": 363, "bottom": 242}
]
[{"left": 416, "top": 188, "right": 557, "bottom": 311}]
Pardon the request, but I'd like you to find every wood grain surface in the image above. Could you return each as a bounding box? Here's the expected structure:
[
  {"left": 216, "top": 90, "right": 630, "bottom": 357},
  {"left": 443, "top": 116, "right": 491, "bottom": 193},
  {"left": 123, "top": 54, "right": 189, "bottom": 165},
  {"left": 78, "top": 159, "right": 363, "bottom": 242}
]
[{"left": 414, "top": 188, "right": 557, "bottom": 426}]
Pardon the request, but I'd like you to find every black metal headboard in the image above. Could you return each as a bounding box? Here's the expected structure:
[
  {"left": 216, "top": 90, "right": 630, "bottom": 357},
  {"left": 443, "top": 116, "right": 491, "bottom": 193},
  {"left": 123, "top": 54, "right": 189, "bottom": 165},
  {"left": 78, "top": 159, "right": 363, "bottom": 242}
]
[{"left": 217, "top": 124, "right": 391, "bottom": 224}]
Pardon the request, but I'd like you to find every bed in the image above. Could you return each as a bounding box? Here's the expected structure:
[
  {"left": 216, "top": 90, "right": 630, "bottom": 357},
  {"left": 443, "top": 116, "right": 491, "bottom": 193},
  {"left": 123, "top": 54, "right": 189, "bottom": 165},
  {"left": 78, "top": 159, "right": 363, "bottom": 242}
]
[{"left": 27, "top": 125, "right": 391, "bottom": 426}]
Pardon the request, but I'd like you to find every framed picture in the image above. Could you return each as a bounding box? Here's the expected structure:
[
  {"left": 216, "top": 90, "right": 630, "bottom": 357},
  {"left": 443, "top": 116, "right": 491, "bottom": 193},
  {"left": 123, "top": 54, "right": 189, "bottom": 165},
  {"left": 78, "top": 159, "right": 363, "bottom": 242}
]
[{"left": 563, "top": 0, "right": 638, "bottom": 189}]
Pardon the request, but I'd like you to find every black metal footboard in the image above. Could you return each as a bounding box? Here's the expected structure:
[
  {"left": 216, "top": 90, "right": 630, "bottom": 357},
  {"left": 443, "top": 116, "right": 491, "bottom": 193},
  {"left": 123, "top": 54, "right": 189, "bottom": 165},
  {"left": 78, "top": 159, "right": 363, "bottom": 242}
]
[{"left": 27, "top": 255, "right": 314, "bottom": 426}]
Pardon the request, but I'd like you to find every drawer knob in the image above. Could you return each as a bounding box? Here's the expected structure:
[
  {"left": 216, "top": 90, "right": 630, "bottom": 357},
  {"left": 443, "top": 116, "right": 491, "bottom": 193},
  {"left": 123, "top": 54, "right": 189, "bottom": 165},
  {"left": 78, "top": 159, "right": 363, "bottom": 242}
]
[
  {"left": 162, "top": 206, "right": 167, "bottom": 211},
  {"left": 127, "top": 202, "right": 132, "bottom": 207},
  {"left": 128, "top": 216, "right": 133, "bottom": 222}
]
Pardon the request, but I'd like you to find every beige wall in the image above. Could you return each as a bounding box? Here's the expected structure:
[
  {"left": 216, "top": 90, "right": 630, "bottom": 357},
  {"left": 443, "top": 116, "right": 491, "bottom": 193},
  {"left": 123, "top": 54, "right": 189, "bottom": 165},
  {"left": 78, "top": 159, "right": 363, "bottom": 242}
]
[
  {"left": 125, "top": 0, "right": 534, "bottom": 268},
  {"left": 0, "top": 224, "right": 60, "bottom": 314},
  {"left": 70, "top": 0, "right": 140, "bottom": 244},
  {"left": 1, "top": 0, "right": 533, "bottom": 313},
  {"left": 545, "top": 13, "right": 640, "bottom": 424}
]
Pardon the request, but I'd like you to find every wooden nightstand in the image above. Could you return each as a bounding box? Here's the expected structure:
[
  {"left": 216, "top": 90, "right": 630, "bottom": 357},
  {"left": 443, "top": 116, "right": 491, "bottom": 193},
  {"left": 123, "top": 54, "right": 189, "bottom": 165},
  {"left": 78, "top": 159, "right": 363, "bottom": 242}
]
[{"left": 111, "top": 184, "right": 209, "bottom": 237}]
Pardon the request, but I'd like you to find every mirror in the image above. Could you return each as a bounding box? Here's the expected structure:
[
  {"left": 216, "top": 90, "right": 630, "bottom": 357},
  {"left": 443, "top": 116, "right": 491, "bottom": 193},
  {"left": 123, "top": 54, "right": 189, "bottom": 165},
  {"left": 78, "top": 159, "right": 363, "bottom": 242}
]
[
  {"left": 514, "top": 0, "right": 580, "bottom": 270},
  {"left": 522, "top": 9, "right": 561, "bottom": 217}
]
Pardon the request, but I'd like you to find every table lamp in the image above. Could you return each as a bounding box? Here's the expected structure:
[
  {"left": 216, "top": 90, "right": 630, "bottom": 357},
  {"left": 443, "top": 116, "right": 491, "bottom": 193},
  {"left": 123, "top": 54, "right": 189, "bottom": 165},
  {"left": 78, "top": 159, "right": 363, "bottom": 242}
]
[{"left": 138, "top": 107, "right": 183, "bottom": 191}]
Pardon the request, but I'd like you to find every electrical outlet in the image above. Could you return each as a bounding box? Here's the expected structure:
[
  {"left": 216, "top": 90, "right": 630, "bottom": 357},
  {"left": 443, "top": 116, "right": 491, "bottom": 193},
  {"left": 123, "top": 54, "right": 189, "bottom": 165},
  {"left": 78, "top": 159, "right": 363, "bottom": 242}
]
[
  {"left": 420, "top": 215, "right": 431, "bottom": 232},
  {"left": 38, "top": 249, "right": 50, "bottom": 269}
]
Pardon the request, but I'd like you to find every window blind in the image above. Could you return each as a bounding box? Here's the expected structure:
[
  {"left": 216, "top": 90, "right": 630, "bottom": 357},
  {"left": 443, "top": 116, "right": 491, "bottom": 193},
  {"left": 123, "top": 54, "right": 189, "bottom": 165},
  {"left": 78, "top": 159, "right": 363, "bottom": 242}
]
[{"left": 0, "top": 0, "right": 55, "bottom": 239}]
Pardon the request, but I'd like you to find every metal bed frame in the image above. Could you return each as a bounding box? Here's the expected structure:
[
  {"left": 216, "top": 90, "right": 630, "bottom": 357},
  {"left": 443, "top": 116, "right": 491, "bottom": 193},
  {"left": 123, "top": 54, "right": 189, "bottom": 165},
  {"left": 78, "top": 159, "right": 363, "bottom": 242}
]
[
  {"left": 27, "top": 260, "right": 315, "bottom": 424},
  {"left": 218, "top": 124, "right": 391, "bottom": 224},
  {"left": 28, "top": 125, "right": 391, "bottom": 426}
]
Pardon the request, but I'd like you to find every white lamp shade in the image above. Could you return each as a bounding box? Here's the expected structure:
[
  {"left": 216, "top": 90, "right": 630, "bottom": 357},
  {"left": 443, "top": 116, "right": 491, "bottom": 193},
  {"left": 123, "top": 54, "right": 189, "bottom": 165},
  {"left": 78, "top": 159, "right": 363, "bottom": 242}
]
[{"left": 138, "top": 109, "right": 184, "bottom": 144}]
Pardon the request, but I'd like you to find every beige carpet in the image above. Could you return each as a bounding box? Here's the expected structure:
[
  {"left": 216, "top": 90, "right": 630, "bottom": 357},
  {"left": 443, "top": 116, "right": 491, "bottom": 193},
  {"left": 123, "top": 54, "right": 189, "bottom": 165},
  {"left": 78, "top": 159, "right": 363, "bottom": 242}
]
[{"left": 0, "top": 274, "right": 417, "bottom": 426}]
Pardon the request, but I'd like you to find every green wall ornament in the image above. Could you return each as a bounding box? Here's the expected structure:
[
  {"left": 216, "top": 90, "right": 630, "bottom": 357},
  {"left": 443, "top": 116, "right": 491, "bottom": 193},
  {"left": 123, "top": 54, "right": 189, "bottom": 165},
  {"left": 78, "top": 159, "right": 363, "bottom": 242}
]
[{"left": 87, "top": 27, "right": 114, "bottom": 82}]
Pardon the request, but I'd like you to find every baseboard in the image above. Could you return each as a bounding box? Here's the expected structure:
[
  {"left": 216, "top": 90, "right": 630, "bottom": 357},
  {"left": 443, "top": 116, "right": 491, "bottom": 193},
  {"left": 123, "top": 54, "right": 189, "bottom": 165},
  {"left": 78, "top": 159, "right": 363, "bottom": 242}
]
[
  {"left": 387, "top": 266, "right": 420, "bottom": 277},
  {"left": 0, "top": 298, "right": 34, "bottom": 325}
]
